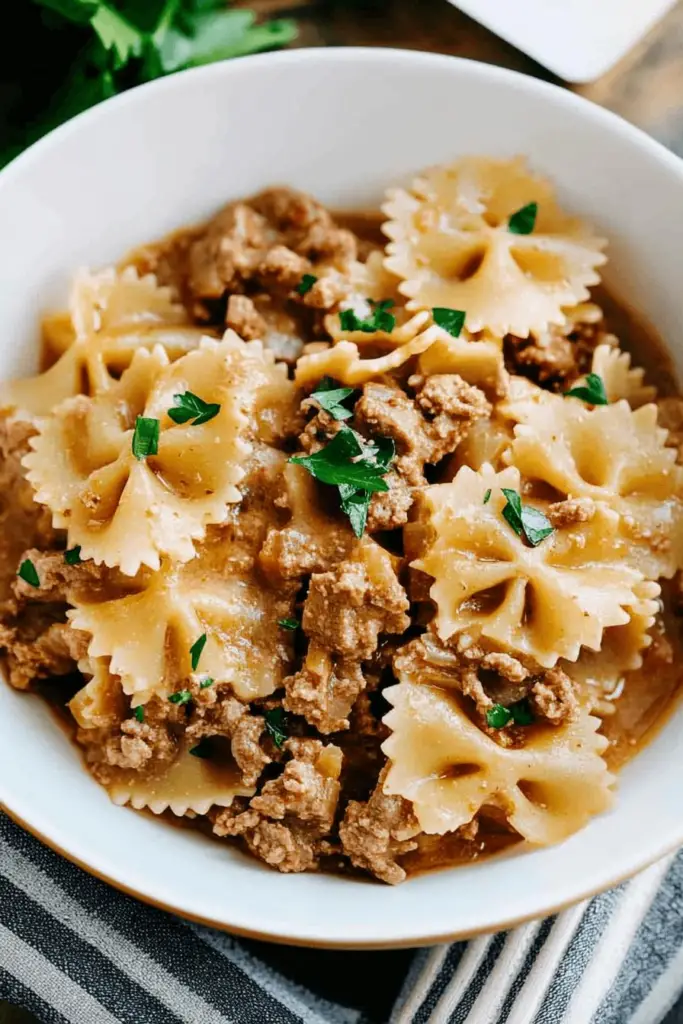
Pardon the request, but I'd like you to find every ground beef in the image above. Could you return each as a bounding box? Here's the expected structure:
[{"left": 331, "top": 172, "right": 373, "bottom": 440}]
[
  {"left": 284, "top": 651, "right": 365, "bottom": 735},
  {"left": 505, "top": 317, "right": 618, "bottom": 389},
  {"left": 187, "top": 690, "right": 270, "bottom": 787},
  {"left": 355, "top": 375, "right": 490, "bottom": 487},
  {"left": 365, "top": 473, "right": 414, "bottom": 533},
  {"left": 211, "top": 738, "right": 342, "bottom": 874},
  {"left": 339, "top": 765, "right": 420, "bottom": 884},
  {"left": 530, "top": 668, "right": 579, "bottom": 724},
  {"left": 547, "top": 497, "right": 596, "bottom": 528},
  {"left": 87, "top": 696, "right": 183, "bottom": 781},
  {"left": 0, "top": 619, "right": 80, "bottom": 690}
]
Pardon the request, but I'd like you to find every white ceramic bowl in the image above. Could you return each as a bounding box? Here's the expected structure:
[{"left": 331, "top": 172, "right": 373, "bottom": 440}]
[{"left": 1, "top": 48, "right": 682, "bottom": 949}]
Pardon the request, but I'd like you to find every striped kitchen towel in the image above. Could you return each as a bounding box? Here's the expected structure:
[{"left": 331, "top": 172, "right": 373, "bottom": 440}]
[{"left": 2, "top": 813, "right": 683, "bottom": 1024}]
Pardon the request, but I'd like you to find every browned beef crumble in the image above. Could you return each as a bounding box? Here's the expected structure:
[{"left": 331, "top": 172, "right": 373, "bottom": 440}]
[{"left": 504, "top": 317, "right": 618, "bottom": 389}]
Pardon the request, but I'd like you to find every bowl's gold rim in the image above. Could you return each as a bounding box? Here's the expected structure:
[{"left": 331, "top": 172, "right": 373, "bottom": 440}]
[{"left": 3, "top": 799, "right": 681, "bottom": 950}]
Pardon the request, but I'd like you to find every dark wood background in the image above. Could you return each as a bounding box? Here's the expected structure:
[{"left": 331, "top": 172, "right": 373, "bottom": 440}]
[{"left": 3, "top": 2, "right": 683, "bottom": 1021}]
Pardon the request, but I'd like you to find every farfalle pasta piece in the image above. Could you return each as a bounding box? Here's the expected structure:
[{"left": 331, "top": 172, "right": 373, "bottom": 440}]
[
  {"left": 591, "top": 344, "right": 656, "bottom": 408},
  {"left": 69, "top": 657, "right": 127, "bottom": 730},
  {"left": 382, "top": 681, "right": 613, "bottom": 843},
  {"left": 69, "top": 552, "right": 292, "bottom": 703},
  {"left": 1, "top": 267, "right": 202, "bottom": 417},
  {"left": 565, "top": 580, "right": 660, "bottom": 698},
  {"left": 413, "top": 465, "right": 646, "bottom": 667},
  {"left": 383, "top": 157, "right": 606, "bottom": 338},
  {"left": 506, "top": 391, "right": 683, "bottom": 578},
  {"left": 106, "top": 744, "right": 254, "bottom": 817},
  {"left": 24, "top": 336, "right": 253, "bottom": 575}
]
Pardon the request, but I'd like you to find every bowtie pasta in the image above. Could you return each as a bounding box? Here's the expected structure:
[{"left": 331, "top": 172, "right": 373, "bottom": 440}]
[{"left": 1, "top": 159, "right": 681, "bottom": 884}]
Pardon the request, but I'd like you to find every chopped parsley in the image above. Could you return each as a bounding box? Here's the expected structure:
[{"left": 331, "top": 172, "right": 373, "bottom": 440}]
[
  {"left": 168, "top": 391, "right": 220, "bottom": 426},
  {"left": 295, "top": 274, "right": 317, "bottom": 296},
  {"left": 189, "top": 738, "right": 212, "bottom": 758},
  {"left": 310, "top": 377, "right": 355, "bottom": 421},
  {"left": 501, "top": 489, "right": 554, "bottom": 547},
  {"left": 134, "top": 705, "right": 144, "bottom": 723},
  {"left": 433, "top": 307, "right": 466, "bottom": 338},
  {"left": 483, "top": 489, "right": 492, "bottom": 505},
  {"left": 508, "top": 202, "right": 538, "bottom": 235},
  {"left": 486, "top": 699, "right": 534, "bottom": 729},
  {"left": 339, "top": 299, "right": 395, "bottom": 334},
  {"left": 278, "top": 618, "right": 299, "bottom": 631},
  {"left": 199, "top": 677, "right": 214, "bottom": 689},
  {"left": 290, "top": 427, "right": 394, "bottom": 538},
  {"left": 190, "top": 633, "right": 207, "bottom": 671},
  {"left": 168, "top": 689, "right": 192, "bottom": 706},
  {"left": 564, "top": 373, "right": 608, "bottom": 406},
  {"left": 64, "top": 545, "right": 82, "bottom": 565},
  {"left": 17, "top": 559, "right": 40, "bottom": 588},
  {"left": 264, "top": 708, "right": 288, "bottom": 750},
  {"left": 131, "top": 416, "right": 159, "bottom": 460}
]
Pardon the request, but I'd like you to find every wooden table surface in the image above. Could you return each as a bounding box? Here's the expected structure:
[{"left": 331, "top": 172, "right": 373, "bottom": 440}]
[
  {"left": 252, "top": 0, "right": 683, "bottom": 155},
  {"left": 3, "top": 3, "right": 682, "bottom": 1022}
]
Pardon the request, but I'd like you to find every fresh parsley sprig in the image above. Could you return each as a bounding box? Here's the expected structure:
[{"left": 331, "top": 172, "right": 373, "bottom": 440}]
[
  {"left": 508, "top": 202, "right": 538, "bottom": 235},
  {"left": 564, "top": 373, "right": 608, "bottom": 406},
  {"left": 264, "top": 708, "right": 288, "bottom": 750},
  {"left": 64, "top": 545, "right": 82, "bottom": 565},
  {"left": 486, "top": 699, "right": 534, "bottom": 729},
  {"left": 168, "top": 391, "right": 220, "bottom": 426},
  {"left": 295, "top": 274, "right": 317, "bottom": 296},
  {"left": 169, "top": 689, "right": 192, "bottom": 706},
  {"left": 132, "top": 416, "right": 159, "bottom": 460},
  {"left": 501, "top": 489, "right": 554, "bottom": 547},
  {"left": 433, "top": 307, "right": 466, "bottom": 338},
  {"left": 339, "top": 299, "right": 396, "bottom": 334},
  {"left": 290, "top": 427, "right": 394, "bottom": 538},
  {"left": 190, "top": 633, "right": 207, "bottom": 672},
  {"left": 17, "top": 559, "right": 40, "bottom": 588},
  {"left": 278, "top": 618, "right": 299, "bottom": 631},
  {"left": 309, "top": 377, "right": 355, "bottom": 421}
]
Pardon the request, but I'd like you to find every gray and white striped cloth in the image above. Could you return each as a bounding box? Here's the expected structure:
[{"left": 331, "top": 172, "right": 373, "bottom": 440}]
[{"left": 2, "top": 813, "right": 683, "bottom": 1024}]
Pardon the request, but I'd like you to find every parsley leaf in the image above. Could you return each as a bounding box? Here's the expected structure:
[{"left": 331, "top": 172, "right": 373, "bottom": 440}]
[
  {"left": 486, "top": 699, "right": 534, "bottom": 729},
  {"left": 564, "top": 373, "right": 608, "bottom": 406},
  {"left": 169, "top": 689, "right": 192, "bottom": 706},
  {"left": 296, "top": 274, "right": 317, "bottom": 296},
  {"left": 90, "top": 4, "right": 144, "bottom": 69},
  {"left": 190, "top": 633, "right": 207, "bottom": 671},
  {"left": 501, "top": 488, "right": 554, "bottom": 547},
  {"left": 17, "top": 559, "right": 40, "bottom": 588},
  {"left": 433, "top": 307, "right": 466, "bottom": 338},
  {"left": 168, "top": 390, "right": 220, "bottom": 426},
  {"left": 290, "top": 428, "right": 390, "bottom": 492},
  {"left": 508, "top": 202, "right": 538, "bottom": 235},
  {"left": 290, "top": 428, "right": 394, "bottom": 538},
  {"left": 189, "top": 738, "right": 212, "bottom": 758},
  {"left": 134, "top": 705, "right": 144, "bottom": 723},
  {"left": 339, "top": 299, "right": 396, "bottom": 334},
  {"left": 132, "top": 416, "right": 159, "bottom": 460},
  {"left": 310, "top": 378, "right": 355, "bottom": 421},
  {"left": 264, "top": 708, "right": 288, "bottom": 750},
  {"left": 278, "top": 618, "right": 299, "bottom": 631},
  {"left": 199, "top": 677, "right": 214, "bottom": 689},
  {"left": 483, "top": 489, "right": 492, "bottom": 505},
  {"left": 64, "top": 545, "right": 82, "bottom": 565}
]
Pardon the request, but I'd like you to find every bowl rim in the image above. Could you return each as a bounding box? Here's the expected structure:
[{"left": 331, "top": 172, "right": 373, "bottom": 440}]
[{"left": 2, "top": 45, "right": 683, "bottom": 950}]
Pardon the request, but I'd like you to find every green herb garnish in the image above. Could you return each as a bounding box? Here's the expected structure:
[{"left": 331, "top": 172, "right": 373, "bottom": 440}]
[
  {"left": 290, "top": 427, "right": 394, "bottom": 538},
  {"left": 296, "top": 274, "right": 318, "bottom": 296},
  {"left": 169, "top": 689, "right": 192, "bottom": 706},
  {"left": 132, "top": 416, "right": 159, "bottom": 460},
  {"left": 168, "top": 391, "right": 220, "bottom": 426},
  {"left": 433, "top": 307, "right": 466, "bottom": 338},
  {"left": 64, "top": 546, "right": 82, "bottom": 565},
  {"left": 339, "top": 299, "right": 395, "bottom": 334},
  {"left": 189, "top": 739, "right": 212, "bottom": 758},
  {"left": 310, "top": 378, "right": 355, "bottom": 421},
  {"left": 1, "top": 3, "right": 297, "bottom": 170},
  {"left": 199, "top": 677, "right": 214, "bottom": 689},
  {"left": 486, "top": 699, "right": 534, "bottom": 729},
  {"left": 501, "top": 489, "right": 554, "bottom": 548},
  {"left": 483, "top": 489, "right": 492, "bottom": 505},
  {"left": 17, "top": 559, "right": 39, "bottom": 588},
  {"left": 508, "top": 202, "right": 538, "bottom": 235},
  {"left": 264, "top": 708, "right": 288, "bottom": 750},
  {"left": 190, "top": 634, "right": 207, "bottom": 671},
  {"left": 564, "top": 373, "right": 608, "bottom": 406},
  {"left": 134, "top": 705, "right": 144, "bottom": 723},
  {"left": 278, "top": 618, "right": 299, "bottom": 631}
]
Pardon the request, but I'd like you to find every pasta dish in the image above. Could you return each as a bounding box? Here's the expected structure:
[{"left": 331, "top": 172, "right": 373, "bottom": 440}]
[{"left": 1, "top": 157, "right": 681, "bottom": 883}]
